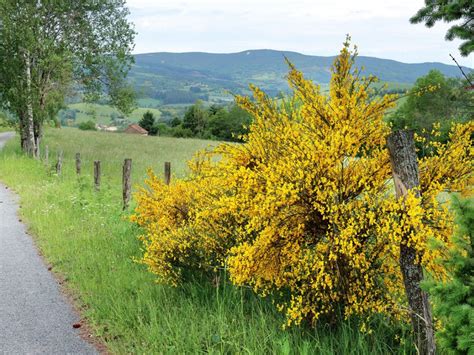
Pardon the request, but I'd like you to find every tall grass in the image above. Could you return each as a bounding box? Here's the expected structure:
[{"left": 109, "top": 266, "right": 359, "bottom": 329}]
[
  {"left": 42, "top": 128, "right": 218, "bottom": 195},
  {"left": 0, "top": 130, "right": 414, "bottom": 353}
]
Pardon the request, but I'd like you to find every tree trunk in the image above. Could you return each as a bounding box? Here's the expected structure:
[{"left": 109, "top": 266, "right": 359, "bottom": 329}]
[
  {"left": 18, "top": 112, "right": 28, "bottom": 151},
  {"left": 23, "top": 50, "right": 37, "bottom": 157},
  {"left": 34, "top": 135, "right": 40, "bottom": 158},
  {"left": 387, "top": 130, "right": 436, "bottom": 355},
  {"left": 34, "top": 119, "right": 42, "bottom": 159}
]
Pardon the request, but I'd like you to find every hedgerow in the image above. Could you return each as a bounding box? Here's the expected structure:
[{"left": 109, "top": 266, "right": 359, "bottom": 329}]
[{"left": 132, "top": 39, "right": 473, "bottom": 328}]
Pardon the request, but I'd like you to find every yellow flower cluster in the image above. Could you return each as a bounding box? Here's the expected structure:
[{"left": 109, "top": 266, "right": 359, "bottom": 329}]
[
  {"left": 412, "top": 83, "right": 441, "bottom": 97},
  {"left": 131, "top": 39, "right": 473, "bottom": 327}
]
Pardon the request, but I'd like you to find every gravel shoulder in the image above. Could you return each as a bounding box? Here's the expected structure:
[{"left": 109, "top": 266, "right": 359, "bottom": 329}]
[{"left": 0, "top": 132, "right": 97, "bottom": 354}]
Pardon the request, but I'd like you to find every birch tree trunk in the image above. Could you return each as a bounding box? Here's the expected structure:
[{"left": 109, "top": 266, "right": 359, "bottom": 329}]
[
  {"left": 23, "top": 50, "right": 37, "bottom": 157},
  {"left": 387, "top": 130, "right": 436, "bottom": 355}
]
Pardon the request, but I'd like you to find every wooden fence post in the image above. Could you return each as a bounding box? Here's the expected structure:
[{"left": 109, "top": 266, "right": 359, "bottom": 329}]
[
  {"left": 75, "top": 153, "right": 81, "bottom": 175},
  {"left": 35, "top": 138, "right": 40, "bottom": 160},
  {"left": 387, "top": 130, "right": 436, "bottom": 355},
  {"left": 94, "top": 161, "right": 101, "bottom": 191},
  {"left": 122, "top": 159, "right": 132, "bottom": 210},
  {"left": 55, "top": 150, "right": 63, "bottom": 175},
  {"left": 164, "top": 162, "right": 171, "bottom": 185},
  {"left": 45, "top": 145, "right": 49, "bottom": 166}
]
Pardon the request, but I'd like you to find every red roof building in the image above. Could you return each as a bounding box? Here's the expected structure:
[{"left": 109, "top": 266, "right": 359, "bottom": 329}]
[{"left": 124, "top": 124, "right": 148, "bottom": 136}]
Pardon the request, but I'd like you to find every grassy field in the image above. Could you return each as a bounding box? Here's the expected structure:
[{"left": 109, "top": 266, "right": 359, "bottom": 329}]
[
  {"left": 43, "top": 128, "right": 217, "bottom": 180},
  {"left": 69, "top": 103, "right": 163, "bottom": 125},
  {"left": 0, "top": 129, "right": 414, "bottom": 353}
]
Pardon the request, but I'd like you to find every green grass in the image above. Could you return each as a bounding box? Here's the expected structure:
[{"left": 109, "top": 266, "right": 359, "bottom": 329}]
[
  {"left": 44, "top": 127, "right": 217, "bottom": 183},
  {"left": 0, "top": 130, "right": 415, "bottom": 354}
]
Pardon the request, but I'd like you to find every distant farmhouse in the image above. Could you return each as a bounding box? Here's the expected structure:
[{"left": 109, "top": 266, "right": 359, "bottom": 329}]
[{"left": 124, "top": 124, "right": 148, "bottom": 136}]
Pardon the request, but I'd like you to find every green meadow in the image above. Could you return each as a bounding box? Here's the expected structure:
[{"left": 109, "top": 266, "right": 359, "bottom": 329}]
[
  {"left": 69, "top": 103, "right": 163, "bottom": 125},
  {"left": 0, "top": 129, "right": 414, "bottom": 353},
  {"left": 42, "top": 127, "right": 216, "bottom": 182}
]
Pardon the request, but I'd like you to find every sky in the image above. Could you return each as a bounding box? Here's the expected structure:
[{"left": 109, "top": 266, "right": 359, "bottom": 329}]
[{"left": 126, "top": 0, "right": 473, "bottom": 67}]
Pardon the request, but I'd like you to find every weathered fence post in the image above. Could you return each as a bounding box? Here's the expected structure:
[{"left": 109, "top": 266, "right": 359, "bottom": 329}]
[
  {"left": 75, "top": 153, "right": 81, "bottom": 175},
  {"left": 45, "top": 145, "right": 49, "bottom": 166},
  {"left": 164, "top": 162, "right": 171, "bottom": 185},
  {"left": 35, "top": 138, "right": 40, "bottom": 160},
  {"left": 55, "top": 150, "right": 63, "bottom": 175},
  {"left": 94, "top": 161, "right": 101, "bottom": 191},
  {"left": 122, "top": 159, "right": 132, "bottom": 210},
  {"left": 387, "top": 130, "right": 435, "bottom": 355}
]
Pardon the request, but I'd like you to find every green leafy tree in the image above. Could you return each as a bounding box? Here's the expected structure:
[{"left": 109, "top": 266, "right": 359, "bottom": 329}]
[
  {"left": 207, "top": 104, "right": 251, "bottom": 141},
  {"left": 148, "top": 125, "right": 159, "bottom": 136},
  {"left": 424, "top": 196, "right": 474, "bottom": 354},
  {"left": 410, "top": 0, "right": 474, "bottom": 56},
  {"left": 170, "top": 116, "right": 182, "bottom": 127},
  {"left": 139, "top": 111, "right": 156, "bottom": 135},
  {"left": 208, "top": 104, "right": 221, "bottom": 116},
  {"left": 0, "top": 0, "right": 136, "bottom": 156},
  {"left": 182, "top": 100, "right": 208, "bottom": 136},
  {"left": 171, "top": 126, "right": 193, "bottom": 138},
  {"left": 389, "top": 70, "right": 473, "bottom": 153},
  {"left": 153, "top": 123, "right": 170, "bottom": 136}
]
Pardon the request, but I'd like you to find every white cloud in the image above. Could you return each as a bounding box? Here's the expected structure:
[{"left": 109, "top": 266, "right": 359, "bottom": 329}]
[{"left": 126, "top": 0, "right": 473, "bottom": 66}]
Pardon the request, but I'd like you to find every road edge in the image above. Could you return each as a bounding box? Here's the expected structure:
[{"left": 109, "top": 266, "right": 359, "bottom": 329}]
[{"left": 0, "top": 132, "right": 108, "bottom": 354}]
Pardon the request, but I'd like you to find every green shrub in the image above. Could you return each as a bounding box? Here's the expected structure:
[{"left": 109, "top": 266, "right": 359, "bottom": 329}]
[
  {"left": 170, "top": 116, "right": 182, "bottom": 127},
  {"left": 78, "top": 120, "right": 97, "bottom": 131},
  {"left": 152, "top": 123, "right": 170, "bottom": 136},
  {"left": 171, "top": 125, "right": 193, "bottom": 138}
]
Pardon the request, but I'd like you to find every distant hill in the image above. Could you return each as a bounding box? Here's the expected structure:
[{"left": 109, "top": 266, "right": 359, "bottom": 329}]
[{"left": 129, "top": 50, "right": 472, "bottom": 105}]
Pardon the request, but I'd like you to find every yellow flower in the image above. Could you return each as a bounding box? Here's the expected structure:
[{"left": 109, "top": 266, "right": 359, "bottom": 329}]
[{"left": 131, "top": 38, "right": 473, "bottom": 327}]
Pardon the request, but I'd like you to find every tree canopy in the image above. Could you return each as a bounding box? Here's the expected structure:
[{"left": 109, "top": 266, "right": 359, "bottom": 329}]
[
  {"left": 0, "top": 0, "right": 136, "bottom": 155},
  {"left": 410, "top": 0, "right": 474, "bottom": 56},
  {"left": 139, "top": 111, "right": 156, "bottom": 135}
]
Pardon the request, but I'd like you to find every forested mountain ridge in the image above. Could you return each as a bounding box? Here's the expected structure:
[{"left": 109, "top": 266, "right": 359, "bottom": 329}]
[{"left": 129, "top": 49, "right": 472, "bottom": 102}]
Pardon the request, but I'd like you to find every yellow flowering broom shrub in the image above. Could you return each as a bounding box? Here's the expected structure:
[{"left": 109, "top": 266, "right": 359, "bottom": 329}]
[{"left": 132, "top": 39, "right": 473, "bottom": 327}]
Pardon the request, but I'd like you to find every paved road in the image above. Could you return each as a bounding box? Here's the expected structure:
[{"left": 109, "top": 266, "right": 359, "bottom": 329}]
[{"left": 0, "top": 132, "right": 97, "bottom": 354}]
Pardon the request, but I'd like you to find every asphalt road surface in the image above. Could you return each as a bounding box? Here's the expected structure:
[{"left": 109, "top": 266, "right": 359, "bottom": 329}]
[{"left": 0, "top": 132, "right": 97, "bottom": 354}]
